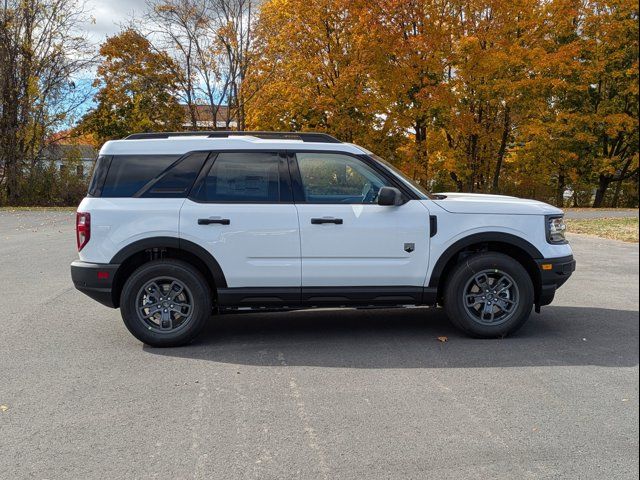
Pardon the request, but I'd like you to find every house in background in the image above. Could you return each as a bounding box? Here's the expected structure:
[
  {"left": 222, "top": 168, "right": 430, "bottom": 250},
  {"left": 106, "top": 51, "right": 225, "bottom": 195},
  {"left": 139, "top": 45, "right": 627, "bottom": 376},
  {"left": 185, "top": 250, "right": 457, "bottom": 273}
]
[
  {"left": 180, "top": 104, "right": 237, "bottom": 130},
  {"left": 40, "top": 142, "right": 97, "bottom": 178},
  {"left": 38, "top": 105, "right": 235, "bottom": 177}
]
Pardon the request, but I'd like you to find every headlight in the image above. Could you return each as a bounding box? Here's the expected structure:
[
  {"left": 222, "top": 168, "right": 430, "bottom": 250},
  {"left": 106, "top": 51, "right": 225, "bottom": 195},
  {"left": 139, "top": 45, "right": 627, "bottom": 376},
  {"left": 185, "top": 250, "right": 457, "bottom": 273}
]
[{"left": 546, "top": 215, "right": 567, "bottom": 243}]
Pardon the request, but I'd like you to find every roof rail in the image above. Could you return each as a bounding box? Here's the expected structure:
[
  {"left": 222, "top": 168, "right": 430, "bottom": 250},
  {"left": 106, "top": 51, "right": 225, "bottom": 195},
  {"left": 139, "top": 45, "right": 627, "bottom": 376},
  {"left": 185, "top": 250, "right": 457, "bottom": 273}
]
[{"left": 124, "top": 131, "right": 341, "bottom": 143}]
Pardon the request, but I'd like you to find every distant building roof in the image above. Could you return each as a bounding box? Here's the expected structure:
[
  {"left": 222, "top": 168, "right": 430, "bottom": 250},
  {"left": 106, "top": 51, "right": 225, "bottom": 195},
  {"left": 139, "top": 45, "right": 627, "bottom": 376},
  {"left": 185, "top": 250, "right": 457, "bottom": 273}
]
[
  {"left": 41, "top": 144, "right": 97, "bottom": 161},
  {"left": 181, "top": 104, "right": 237, "bottom": 129}
]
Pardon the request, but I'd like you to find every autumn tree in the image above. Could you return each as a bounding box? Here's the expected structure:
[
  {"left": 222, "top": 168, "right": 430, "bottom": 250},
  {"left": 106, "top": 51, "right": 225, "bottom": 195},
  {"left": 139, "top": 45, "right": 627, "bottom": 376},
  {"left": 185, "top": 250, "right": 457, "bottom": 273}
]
[
  {"left": 145, "top": 0, "right": 219, "bottom": 129},
  {"left": 211, "top": 0, "right": 258, "bottom": 130},
  {"left": 511, "top": 0, "right": 638, "bottom": 207},
  {"left": 246, "top": 0, "right": 638, "bottom": 205},
  {"left": 0, "top": 0, "right": 93, "bottom": 204},
  {"left": 438, "top": 0, "right": 542, "bottom": 192},
  {"left": 359, "top": 0, "right": 456, "bottom": 182},
  {"left": 80, "top": 29, "right": 184, "bottom": 143},
  {"left": 577, "top": 0, "right": 638, "bottom": 207},
  {"left": 246, "top": 1, "right": 380, "bottom": 143},
  {"left": 145, "top": 0, "right": 258, "bottom": 130}
]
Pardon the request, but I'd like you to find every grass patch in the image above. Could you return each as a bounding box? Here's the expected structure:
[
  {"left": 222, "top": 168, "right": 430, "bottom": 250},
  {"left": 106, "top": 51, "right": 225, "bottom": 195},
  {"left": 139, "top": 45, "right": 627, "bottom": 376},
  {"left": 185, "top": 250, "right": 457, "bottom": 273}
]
[
  {"left": 567, "top": 217, "right": 639, "bottom": 243},
  {"left": 0, "top": 206, "right": 76, "bottom": 212},
  {"left": 564, "top": 207, "right": 638, "bottom": 212}
]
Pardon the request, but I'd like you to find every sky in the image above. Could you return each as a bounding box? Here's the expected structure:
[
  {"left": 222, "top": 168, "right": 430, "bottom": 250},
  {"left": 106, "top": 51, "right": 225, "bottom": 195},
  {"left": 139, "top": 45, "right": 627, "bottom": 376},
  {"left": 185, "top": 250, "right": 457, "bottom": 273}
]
[
  {"left": 82, "top": 0, "right": 148, "bottom": 44},
  {"left": 65, "top": 0, "right": 149, "bottom": 123},
  {"left": 68, "top": 1, "right": 223, "bottom": 125}
]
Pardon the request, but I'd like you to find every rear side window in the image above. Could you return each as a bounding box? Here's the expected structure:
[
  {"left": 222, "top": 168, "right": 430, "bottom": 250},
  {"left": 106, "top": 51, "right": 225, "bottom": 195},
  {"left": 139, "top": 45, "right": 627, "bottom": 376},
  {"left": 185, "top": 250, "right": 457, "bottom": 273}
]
[
  {"left": 101, "top": 155, "right": 180, "bottom": 197},
  {"left": 142, "top": 152, "right": 209, "bottom": 198},
  {"left": 194, "top": 152, "right": 282, "bottom": 202}
]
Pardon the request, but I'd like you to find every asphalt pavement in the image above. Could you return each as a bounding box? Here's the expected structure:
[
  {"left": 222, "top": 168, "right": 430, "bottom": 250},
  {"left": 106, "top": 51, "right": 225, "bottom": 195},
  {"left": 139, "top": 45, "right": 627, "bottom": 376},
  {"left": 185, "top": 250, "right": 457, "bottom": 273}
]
[{"left": 0, "top": 210, "right": 638, "bottom": 479}]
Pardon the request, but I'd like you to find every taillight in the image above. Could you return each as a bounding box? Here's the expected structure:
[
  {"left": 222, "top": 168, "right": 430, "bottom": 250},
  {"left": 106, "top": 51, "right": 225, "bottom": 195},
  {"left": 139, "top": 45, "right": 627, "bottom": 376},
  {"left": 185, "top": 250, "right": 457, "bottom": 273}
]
[{"left": 76, "top": 212, "right": 91, "bottom": 251}]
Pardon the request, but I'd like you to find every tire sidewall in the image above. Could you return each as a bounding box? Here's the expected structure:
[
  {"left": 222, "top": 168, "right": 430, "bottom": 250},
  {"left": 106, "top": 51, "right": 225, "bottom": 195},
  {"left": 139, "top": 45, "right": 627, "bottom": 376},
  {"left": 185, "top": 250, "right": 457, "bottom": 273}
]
[
  {"left": 120, "top": 260, "right": 211, "bottom": 347},
  {"left": 444, "top": 253, "right": 534, "bottom": 338}
]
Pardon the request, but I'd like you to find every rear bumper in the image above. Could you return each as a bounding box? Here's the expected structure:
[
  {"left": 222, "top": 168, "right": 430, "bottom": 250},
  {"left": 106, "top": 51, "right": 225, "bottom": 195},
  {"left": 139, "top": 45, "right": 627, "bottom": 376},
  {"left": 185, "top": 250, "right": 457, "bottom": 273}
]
[
  {"left": 536, "top": 255, "right": 576, "bottom": 307},
  {"left": 70, "top": 260, "right": 119, "bottom": 308}
]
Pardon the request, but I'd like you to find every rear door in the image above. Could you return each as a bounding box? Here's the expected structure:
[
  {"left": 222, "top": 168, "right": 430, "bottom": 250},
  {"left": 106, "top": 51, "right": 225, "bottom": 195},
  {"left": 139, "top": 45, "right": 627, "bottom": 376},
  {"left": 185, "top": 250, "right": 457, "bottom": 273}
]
[
  {"left": 291, "top": 151, "right": 431, "bottom": 293},
  {"left": 179, "top": 151, "right": 301, "bottom": 303}
]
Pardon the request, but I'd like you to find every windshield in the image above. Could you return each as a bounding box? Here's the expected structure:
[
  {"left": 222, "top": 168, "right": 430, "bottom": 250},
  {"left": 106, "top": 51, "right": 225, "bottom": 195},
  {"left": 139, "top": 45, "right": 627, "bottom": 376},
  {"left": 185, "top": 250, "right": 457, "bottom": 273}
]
[{"left": 368, "top": 153, "right": 432, "bottom": 199}]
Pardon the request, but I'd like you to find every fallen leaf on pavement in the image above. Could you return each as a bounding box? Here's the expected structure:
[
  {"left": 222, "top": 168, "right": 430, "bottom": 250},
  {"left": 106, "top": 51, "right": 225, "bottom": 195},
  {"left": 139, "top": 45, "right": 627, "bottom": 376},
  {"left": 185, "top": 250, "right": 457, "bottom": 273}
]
[{"left": 0, "top": 405, "right": 8, "bottom": 412}]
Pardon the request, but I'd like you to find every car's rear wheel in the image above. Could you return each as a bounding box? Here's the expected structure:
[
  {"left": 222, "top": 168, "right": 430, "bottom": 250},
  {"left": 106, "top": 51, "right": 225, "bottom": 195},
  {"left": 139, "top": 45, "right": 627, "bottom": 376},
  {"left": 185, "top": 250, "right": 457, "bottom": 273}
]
[
  {"left": 443, "top": 252, "right": 534, "bottom": 338},
  {"left": 120, "top": 259, "right": 212, "bottom": 347}
]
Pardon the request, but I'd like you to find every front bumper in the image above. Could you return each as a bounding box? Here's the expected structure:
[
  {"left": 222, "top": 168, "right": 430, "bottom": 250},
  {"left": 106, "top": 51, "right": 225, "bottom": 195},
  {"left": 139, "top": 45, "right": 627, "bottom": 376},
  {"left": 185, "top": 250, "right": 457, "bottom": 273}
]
[
  {"left": 536, "top": 255, "right": 576, "bottom": 307},
  {"left": 70, "top": 260, "right": 119, "bottom": 308}
]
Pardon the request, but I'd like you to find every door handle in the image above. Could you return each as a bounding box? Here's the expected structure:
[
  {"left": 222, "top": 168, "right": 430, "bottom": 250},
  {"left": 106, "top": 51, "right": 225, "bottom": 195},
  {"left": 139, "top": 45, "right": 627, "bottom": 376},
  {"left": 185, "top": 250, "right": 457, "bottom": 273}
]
[
  {"left": 311, "top": 217, "right": 343, "bottom": 225},
  {"left": 198, "top": 218, "right": 230, "bottom": 225}
]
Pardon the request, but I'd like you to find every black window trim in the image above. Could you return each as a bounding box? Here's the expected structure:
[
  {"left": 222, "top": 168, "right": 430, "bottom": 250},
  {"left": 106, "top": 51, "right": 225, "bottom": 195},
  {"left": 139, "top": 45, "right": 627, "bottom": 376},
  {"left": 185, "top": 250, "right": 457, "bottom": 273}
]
[
  {"left": 187, "top": 149, "right": 294, "bottom": 204},
  {"left": 286, "top": 150, "right": 419, "bottom": 204}
]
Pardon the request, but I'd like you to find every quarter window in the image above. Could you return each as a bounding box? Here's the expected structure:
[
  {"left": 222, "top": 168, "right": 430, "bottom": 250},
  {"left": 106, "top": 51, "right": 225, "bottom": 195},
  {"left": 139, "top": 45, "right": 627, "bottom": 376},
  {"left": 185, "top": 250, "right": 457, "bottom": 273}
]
[
  {"left": 87, "top": 155, "right": 111, "bottom": 196},
  {"left": 296, "top": 152, "right": 389, "bottom": 204},
  {"left": 101, "top": 155, "right": 180, "bottom": 197},
  {"left": 195, "top": 152, "right": 282, "bottom": 202}
]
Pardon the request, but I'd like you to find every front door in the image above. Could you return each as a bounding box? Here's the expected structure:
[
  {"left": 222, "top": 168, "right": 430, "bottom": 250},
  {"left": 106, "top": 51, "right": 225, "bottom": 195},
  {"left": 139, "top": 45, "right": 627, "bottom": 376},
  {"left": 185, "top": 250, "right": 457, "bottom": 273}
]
[{"left": 292, "top": 152, "right": 431, "bottom": 294}]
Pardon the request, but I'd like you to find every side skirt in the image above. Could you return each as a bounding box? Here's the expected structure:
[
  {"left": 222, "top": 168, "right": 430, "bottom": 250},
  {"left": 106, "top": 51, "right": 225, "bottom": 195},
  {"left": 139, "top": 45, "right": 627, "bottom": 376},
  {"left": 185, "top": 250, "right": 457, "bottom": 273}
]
[{"left": 217, "top": 286, "right": 438, "bottom": 311}]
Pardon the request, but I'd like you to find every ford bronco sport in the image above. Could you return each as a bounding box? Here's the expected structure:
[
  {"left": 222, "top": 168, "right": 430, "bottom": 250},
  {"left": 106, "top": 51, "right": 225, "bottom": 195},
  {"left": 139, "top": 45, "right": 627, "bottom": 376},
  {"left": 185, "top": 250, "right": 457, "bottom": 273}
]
[{"left": 71, "top": 131, "right": 575, "bottom": 347}]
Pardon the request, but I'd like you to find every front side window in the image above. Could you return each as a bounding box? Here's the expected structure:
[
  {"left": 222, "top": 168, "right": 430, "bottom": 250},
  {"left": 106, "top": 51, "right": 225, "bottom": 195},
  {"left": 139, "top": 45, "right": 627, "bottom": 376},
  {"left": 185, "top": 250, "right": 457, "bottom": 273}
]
[
  {"left": 195, "top": 152, "right": 282, "bottom": 202},
  {"left": 296, "top": 152, "right": 389, "bottom": 204}
]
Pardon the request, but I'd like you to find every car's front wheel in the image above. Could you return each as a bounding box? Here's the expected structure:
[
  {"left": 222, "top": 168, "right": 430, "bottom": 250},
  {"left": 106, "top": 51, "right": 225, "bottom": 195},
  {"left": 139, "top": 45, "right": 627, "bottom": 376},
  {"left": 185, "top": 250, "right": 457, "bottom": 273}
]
[
  {"left": 120, "top": 259, "right": 212, "bottom": 347},
  {"left": 443, "top": 252, "right": 534, "bottom": 338}
]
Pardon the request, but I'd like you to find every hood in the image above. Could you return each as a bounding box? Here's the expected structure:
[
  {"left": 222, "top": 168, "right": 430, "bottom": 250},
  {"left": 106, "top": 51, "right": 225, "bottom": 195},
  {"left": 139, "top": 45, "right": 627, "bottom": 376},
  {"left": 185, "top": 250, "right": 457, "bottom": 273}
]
[{"left": 431, "top": 192, "right": 563, "bottom": 215}]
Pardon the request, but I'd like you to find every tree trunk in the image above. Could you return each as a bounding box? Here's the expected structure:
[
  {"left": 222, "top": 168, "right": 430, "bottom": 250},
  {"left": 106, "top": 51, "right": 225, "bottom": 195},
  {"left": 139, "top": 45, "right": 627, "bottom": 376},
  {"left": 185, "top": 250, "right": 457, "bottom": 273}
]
[
  {"left": 611, "top": 177, "right": 624, "bottom": 208},
  {"left": 186, "top": 100, "right": 197, "bottom": 130},
  {"left": 611, "top": 157, "right": 633, "bottom": 207},
  {"left": 0, "top": 86, "right": 21, "bottom": 204},
  {"left": 592, "top": 174, "right": 610, "bottom": 208},
  {"left": 555, "top": 173, "right": 565, "bottom": 207},
  {"left": 491, "top": 107, "right": 510, "bottom": 193},
  {"left": 468, "top": 133, "right": 478, "bottom": 192},
  {"left": 414, "top": 120, "right": 428, "bottom": 182},
  {"left": 450, "top": 172, "right": 463, "bottom": 192}
]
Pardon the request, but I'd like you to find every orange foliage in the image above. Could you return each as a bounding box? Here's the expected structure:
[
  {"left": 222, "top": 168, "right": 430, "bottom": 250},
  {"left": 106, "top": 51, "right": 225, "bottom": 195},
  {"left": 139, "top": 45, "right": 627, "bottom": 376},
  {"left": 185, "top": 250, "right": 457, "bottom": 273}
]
[{"left": 243, "top": 0, "right": 639, "bottom": 206}]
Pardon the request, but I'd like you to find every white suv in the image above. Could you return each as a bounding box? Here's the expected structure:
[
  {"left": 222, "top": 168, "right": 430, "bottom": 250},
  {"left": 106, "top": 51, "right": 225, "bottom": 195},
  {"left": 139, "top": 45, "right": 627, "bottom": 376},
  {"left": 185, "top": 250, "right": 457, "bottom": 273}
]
[{"left": 71, "top": 131, "right": 575, "bottom": 347}]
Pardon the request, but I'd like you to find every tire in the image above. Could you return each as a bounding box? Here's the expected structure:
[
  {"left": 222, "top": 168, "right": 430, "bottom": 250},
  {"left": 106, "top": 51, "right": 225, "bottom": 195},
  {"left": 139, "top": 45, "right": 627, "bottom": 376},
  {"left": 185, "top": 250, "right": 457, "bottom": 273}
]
[
  {"left": 120, "top": 259, "right": 212, "bottom": 347},
  {"left": 443, "top": 252, "right": 534, "bottom": 338}
]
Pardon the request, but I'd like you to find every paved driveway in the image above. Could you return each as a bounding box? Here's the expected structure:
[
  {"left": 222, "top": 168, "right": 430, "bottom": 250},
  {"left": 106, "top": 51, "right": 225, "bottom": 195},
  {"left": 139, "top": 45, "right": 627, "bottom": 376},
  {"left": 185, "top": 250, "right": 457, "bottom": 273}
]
[{"left": 0, "top": 211, "right": 638, "bottom": 479}]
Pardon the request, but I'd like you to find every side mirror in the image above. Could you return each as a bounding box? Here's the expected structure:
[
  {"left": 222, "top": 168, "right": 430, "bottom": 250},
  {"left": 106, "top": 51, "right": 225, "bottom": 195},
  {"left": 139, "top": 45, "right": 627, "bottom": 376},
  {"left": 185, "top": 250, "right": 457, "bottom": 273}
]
[{"left": 378, "top": 186, "right": 403, "bottom": 206}]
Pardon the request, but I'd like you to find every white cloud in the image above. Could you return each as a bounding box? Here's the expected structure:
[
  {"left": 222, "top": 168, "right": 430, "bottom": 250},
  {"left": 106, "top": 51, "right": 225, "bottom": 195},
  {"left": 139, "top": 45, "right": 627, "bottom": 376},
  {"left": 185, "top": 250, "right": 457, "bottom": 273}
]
[{"left": 81, "top": 0, "right": 149, "bottom": 44}]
